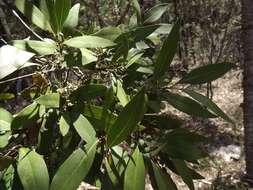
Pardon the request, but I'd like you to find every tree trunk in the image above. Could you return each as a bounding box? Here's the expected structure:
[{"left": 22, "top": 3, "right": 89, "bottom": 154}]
[{"left": 242, "top": 0, "right": 253, "bottom": 183}]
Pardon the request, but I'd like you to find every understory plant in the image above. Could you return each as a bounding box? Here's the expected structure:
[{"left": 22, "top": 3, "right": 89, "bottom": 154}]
[{"left": 0, "top": 0, "right": 235, "bottom": 190}]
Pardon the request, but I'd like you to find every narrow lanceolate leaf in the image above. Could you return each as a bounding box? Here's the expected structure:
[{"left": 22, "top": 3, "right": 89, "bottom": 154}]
[
  {"left": 112, "top": 77, "right": 130, "bottom": 106},
  {"left": 59, "top": 112, "right": 71, "bottom": 136},
  {"left": 171, "top": 159, "right": 195, "bottom": 190},
  {"left": 17, "top": 148, "right": 49, "bottom": 190},
  {"left": 154, "top": 21, "right": 180, "bottom": 79},
  {"left": 80, "top": 48, "right": 98, "bottom": 65},
  {"left": 164, "top": 92, "right": 217, "bottom": 118},
  {"left": 0, "top": 45, "right": 34, "bottom": 80},
  {"left": 131, "top": 0, "right": 141, "bottom": 23},
  {"left": 144, "top": 4, "right": 169, "bottom": 24},
  {"left": 45, "top": 0, "right": 58, "bottom": 33},
  {"left": 15, "top": 0, "right": 52, "bottom": 31},
  {"left": 70, "top": 84, "right": 107, "bottom": 101},
  {"left": 64, "top": 36, "right": 116, "bottom": 49},
  {"left": 184, "top": 89, "right": 235, "bottom": 125},
  {"left": 161, "top": 128, "right": 206, "bottom": 161},
  {"left": 72, "top": 114, "right": 97, "bottom": 144},
  {"left": 124, "top": 147, "right": 145, "bottom": 190},
  {"left": 151, "top": 161, "right": 178, "bottom": 190},
  {"left": 50, "top": 140, "right": 98, "bottom": 190},
  {"left": 107, "top": 89, "right": 147, "bottom": 148},
  {"left": 13, "top": 39, "right": 57, "bottom": 55},
  {"left": 55, "top": 0, "right": 71, "bottom": 31},
  {"left": 0, "top": 108, "right": 13, "bottom": 148},
  {"left": 63, "top": 3, "right": 80, "bottom": 29},
  {"left": 92, "top": 27, "right": 122, "bottom": 41},
  {"left": 179, "top": 63, "right": 235, "bottom": 84},
  {"left": 36, "top": 93, "right": 60, "bottom": 108},
  {"left": 11, "top": 102, "right": 39, "bottom": 130}
]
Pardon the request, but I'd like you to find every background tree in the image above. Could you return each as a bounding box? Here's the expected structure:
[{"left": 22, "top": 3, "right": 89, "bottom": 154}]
[{"left": 242, "top": 0, "right": 253, "bottom": 185}]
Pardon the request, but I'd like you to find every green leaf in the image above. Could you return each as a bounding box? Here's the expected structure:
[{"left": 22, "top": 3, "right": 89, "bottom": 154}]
[
  {"left": 83, "top": 105, "right": 117, "bottom": 131},
  {"left": 17, "top": 148, "right": 49, "bottom": 190},
  {"left": 71, "top": 84, "right": 107, "bottom": 101},
  {"left": 55, "top": 0, "right": 71, "bottom": 31},
  {"left": 144, "top": 4, "right": 169, "bottom": 24},
  {"left": 80, "top": 48, "right": 98, "bottom": 65},
  {"left": 64, "top": 36, "right": 116, "bottom": 49},
  {"left": 161, "top": 129, "right": 206, "bottom": 161},
  {"left": 131, "top": 0, "right": 141, "bottom": 23},
  {"left": 144, "top": 114, "right": 182, "bottom": 130},
  {"left": 184, "top": 89, "right": 235, "bottom": 125},
  {"left": 59, "top": 112, "right": 71, "bottom": 136},
  {"left": 112, "top": 77, "right": 130, "bottom": 107},
  {"left": 154, "top": 21, "right": 180, "bottom": 79},
  {"left": 63, "top": 3, "right": 80, "bottom": 29},
  {"left": 0, "top": 93, "right": 15, "bottom": 100},
  {"left": 0, "top": 45, "right": 34, "bottom": 80},
  {"left": 107, "top": 89, "right": 147, "bottom": 147},
  {"left": 124, "top": 147, "right": 145, "bottom": 190},
  {"left": 132, "top": 25, "right": 161, "bottom": 42},
  {"left": 13, "top": 39, "right": 57, "bottom": 55},
  {"left": 150, "top": 161, "right": 177, "bottom": 190},
  {"left": 36, "top": 93, "right": 60, "bottom": 108},
  {"left": 45, "top": 0, "right": 58, "bottom": 33},
  {"left": 164, "top": 92, "right": 217, "bottom": 118},
  {"left": 0, "top": 165, "right": 14, "bottom": 190},
  {"left": 0, "top": 108, "right": 13, "bottom": 131},
  {"left": 50, "top": 140, "right": 98, "bottom": 190},
  {"left": 72, "top": 114, "right": 97, "bottom": 144},
  {"left": 171, "top": 159, "right": 195, "bottom": 190},
  {"left": 179, "top": 63, "right": 235, "bottom": 84},
  {"left": 92, "top": 27, "right": 122, "bottom": 41},
  {"left": 11, "top": 102, "right": 39, "bottom": 130},
  {"left": 0, "top": 108, "right": 13, "bottom": 148},
  {"left": 15, "top": 0, "right": 52, "bottom": 31}
]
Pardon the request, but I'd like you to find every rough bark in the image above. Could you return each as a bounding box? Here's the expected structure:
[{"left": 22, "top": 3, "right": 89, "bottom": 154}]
[{"left": 242, "top": 0, "right": 253, "bottom": 183}]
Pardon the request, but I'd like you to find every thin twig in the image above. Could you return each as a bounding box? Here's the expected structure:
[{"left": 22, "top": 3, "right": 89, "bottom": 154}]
[
  {"left": 0, "top": 69, "right": 55, "bottom": 85},
  {"left": 12, "top": 10, "right": 44, "bottom": 41}
]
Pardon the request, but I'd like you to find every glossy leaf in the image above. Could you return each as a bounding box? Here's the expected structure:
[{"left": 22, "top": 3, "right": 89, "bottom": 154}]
[
  {"left": 171, "top": 159, "right": 195, "bottom": 190},
  {"left": 179, "top": 63, "right": 235, "bottom": 84},
  {"left": 124, "top": 147, "right": 145, "bottom": 190},
  {"left": 184, "top": 89, "right": 235, "bottom": 125},
  {"left": 59, "top": 112, "right": 71, "bottom": 136},
  {"left": 154, "top": 21, "right": 180, "bottom": 79},
  {"left": 112, "top": 77, "right": 130, "bottom": 107},
  {"left": 15, "top": 0, "right": 52, "bottom": 31},
  {"left": 72, "top": 114, "right": 96, "bottom": 144},
  {"left": 45, "top": 0, "right": 58, "bottom": 33},
  {"left": 17, "top": 148, "right": 49, "bottom": 190},
  {"left": 55, "top": 0, "right": 71, "bottom": 31},
  {"left": 151, "top": 161, "right": 177, "bottom": 190},
  {"left": 36, "top": 93, "right": 60, "bottom": 108},
  {"left": 64, "top": 36, "right": 116, "bottom": 49},
  {"left": 13, "top": 39, "right": 57, "bottom": 55},
  {"left": 11, "top": 102, "right": 39, "bottom": 130},
  {"left": 92, "top": 27, "right": 122, "bottom": 41},
  {"left": 50, "top": 140, "right": 98, "bottom": 190},
  {"left": 71, "top": 84, "right": 107, "bottom": 101},
  {"left": 144, "top": 4, "right": 169, "bottom": 24},
  {"left": 63, "top": 3, "right": 80, "bottom": 29},
  {"left": 107, "top": 89, "right": 147, "bottom": 147},
  {"left": 0, "top": 45, "right": 34, "bottom": 80},
  {"left": 132, "top": 25, "right": 161, "bottom": 42},
  {"left": 164, "top": 92, "right": 217, "bottom": 118},
  {"left": 161, "top": 128, "right": 206, "bottom": 161},
  {"left": 0, "top": 108, "right": 13, "bottom": 148},
  {"left": 131, "top": 0, "right": 141, "bottom": 23},
  {"left": 80, "top": 48, "right": 98, "bottom": 65}
]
